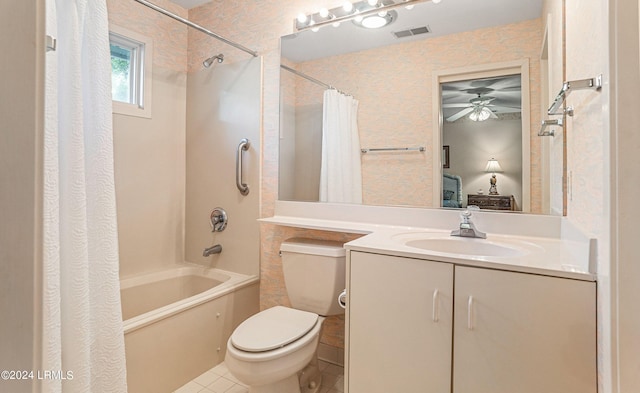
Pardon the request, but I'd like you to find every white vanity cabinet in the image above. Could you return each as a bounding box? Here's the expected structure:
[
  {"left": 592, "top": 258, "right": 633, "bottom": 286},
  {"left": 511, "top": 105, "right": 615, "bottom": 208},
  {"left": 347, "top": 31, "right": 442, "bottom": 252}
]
[
  {"left": 346, "top": 251, "right": 597, "bottom": 393},
  {"left": 453, "top": 265, "right": 597, "bottom": 393},
  {"left": 347, "top": 251, "right": 454, "bottom": 393}
]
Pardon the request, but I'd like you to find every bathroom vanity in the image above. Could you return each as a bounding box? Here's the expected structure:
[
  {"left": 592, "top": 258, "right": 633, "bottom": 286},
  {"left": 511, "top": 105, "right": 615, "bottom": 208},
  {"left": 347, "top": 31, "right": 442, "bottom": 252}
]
[
  {"left": 344, "top": 232, "right": 597, "bottom": 393},
  {"left": 261, "top": 201, "right": 598, "bottom": 393}
]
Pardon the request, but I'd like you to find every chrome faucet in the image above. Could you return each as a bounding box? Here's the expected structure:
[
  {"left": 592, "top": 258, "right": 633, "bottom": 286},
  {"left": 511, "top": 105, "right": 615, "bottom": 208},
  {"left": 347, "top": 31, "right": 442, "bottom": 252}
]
[
  {"left": 451, "top": 206, "right": 486, "bottom": 239},
  {"left": 203, "top": 244, "right": 222, "bottom": 257}
]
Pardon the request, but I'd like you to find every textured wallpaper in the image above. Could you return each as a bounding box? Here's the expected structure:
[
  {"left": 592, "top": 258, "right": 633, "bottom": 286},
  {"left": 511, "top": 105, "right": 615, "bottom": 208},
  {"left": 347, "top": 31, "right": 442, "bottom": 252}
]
[{"left": 107, "top": 0, "right": 188, "bottom": 73}]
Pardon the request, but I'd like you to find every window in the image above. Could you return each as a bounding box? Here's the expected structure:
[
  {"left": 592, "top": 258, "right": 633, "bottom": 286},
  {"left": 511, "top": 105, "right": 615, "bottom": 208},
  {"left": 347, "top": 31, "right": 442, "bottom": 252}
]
[{"left": 109, "top": 25, "right": 152, "bottom": 118}]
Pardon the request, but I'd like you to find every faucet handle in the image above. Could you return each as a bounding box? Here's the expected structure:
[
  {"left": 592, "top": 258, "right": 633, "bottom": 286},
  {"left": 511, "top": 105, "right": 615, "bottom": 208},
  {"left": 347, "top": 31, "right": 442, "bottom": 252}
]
[{"left": 461, "top": 205, "right": 479, "bottom": 221}]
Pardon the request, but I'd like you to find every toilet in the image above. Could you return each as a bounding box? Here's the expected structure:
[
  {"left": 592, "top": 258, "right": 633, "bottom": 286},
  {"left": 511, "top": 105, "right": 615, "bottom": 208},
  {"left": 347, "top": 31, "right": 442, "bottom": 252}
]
[{"left": 225, "top": 238, "right": 346, "bottom": 393}]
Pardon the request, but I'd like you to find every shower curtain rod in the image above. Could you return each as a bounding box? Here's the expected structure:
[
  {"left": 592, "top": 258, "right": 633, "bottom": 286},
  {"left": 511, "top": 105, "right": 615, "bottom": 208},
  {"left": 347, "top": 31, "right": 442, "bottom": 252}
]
[
  {"left": 132, "top": 0, "right": 258, "bottom": 57},
  {"left": 280, "top": 64, "right": 350, "bottom": 96}
]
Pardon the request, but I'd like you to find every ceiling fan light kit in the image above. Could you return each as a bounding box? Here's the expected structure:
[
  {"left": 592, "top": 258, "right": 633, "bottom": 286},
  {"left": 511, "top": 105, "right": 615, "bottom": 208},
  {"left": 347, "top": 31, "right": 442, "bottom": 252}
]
[{"left": 442, "top": 75, "right": 522, "bottom": 122}]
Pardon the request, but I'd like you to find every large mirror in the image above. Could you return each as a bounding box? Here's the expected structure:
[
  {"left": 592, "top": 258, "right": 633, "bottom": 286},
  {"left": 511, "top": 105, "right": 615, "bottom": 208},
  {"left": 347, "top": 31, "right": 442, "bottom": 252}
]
[{"left": 279, "top": 0, "right": 565, "bottom": 215}]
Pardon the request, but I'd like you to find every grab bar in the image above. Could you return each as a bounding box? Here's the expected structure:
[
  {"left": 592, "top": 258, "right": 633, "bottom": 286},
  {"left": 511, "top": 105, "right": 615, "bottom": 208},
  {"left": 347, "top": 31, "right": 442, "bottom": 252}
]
[{"left": 236, "top": 138, "right": 250, "bottom": 195}]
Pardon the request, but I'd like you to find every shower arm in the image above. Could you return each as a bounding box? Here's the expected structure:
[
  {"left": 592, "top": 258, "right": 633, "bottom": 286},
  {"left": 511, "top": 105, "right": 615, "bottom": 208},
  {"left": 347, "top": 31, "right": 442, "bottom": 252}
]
[{"left": 132, "top": 0, "right": 258, "bottom": 57}]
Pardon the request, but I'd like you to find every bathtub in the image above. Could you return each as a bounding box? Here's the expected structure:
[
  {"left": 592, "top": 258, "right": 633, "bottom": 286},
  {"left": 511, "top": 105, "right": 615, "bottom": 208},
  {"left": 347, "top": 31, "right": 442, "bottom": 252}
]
[{"left": 121, "top": 265, "right": 259, "bottom": 393}]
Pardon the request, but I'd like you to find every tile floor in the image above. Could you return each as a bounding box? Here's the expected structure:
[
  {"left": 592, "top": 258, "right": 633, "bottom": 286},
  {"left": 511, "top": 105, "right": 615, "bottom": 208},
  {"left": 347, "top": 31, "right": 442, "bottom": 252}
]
[{"left": 173, "top": 360, "right": 344, "bottom": 393}]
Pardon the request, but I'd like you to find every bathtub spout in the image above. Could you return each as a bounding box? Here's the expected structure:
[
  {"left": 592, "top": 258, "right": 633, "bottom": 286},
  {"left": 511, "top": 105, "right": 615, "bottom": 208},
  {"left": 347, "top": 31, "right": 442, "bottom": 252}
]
[{"left": 203, "top": 244, "right": 222, "bottom": 257}]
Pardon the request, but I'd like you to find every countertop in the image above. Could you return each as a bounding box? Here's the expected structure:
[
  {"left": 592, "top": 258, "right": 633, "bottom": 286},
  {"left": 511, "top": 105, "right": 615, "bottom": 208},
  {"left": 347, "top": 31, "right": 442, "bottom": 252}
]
[
  {"left": 261, "top": 201, "right": 596, "bottom": 282},
  {"left": 345, "top": 228, "right": 595, "bottom": 281}
]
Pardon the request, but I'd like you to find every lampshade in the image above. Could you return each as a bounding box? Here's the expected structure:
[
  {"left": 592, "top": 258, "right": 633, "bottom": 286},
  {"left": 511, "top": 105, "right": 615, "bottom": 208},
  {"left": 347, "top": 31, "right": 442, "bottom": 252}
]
[{"left": 484, "top": 158, "right": 503, "bottom": 173}]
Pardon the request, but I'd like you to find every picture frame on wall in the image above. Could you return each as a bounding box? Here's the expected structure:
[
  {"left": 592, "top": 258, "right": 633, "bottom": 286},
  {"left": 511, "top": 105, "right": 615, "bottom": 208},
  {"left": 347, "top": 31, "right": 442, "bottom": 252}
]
[{"left": 443, "top": 145, "right": 450, "bottom": 168}]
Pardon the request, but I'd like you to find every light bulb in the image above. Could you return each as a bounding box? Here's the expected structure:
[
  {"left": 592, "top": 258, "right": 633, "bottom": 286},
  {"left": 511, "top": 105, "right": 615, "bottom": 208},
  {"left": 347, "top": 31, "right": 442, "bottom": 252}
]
[
  {"left": 378, "top": 10, "right": 387, "bottom": 17},
  {"left": 367, "top": 0, "right": 378, "bottom": 6},
  {"left": 296, "top": 13, "right": 307, "bottom": 24},
  {"left": 311, "top": 27, "right": 320, "bottom": 32},
  {"left": 343, "top": 1, "right": 354, "bottom": 12},
  {"left": 405, "top": 4, "right": 415, "bottom": 9},
  {"left": 361, "top": 15, "right": 387, "bottom": 28},
  {"left": 432, "top": 0, "right": 441, "bottom": 3},
  {"left": 319, "top": 8, "right": 329, "bottom": 18},
  {"left": 333, "top": 21, "right": 341, "bottom": 27},
  {"left": 354, "top": 14, "right": 363, "bottom": 22}
]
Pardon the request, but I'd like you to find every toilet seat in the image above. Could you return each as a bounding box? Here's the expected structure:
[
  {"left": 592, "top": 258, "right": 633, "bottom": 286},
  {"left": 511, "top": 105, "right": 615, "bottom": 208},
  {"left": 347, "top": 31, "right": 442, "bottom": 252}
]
[{"left": 230, "top": 306, "right": 319, "bottom": 352}]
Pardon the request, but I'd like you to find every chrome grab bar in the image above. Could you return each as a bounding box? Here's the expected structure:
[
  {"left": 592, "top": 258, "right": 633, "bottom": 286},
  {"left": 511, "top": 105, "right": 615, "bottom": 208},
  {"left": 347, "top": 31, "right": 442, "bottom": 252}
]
[{"left": 236, "top": 138, "right": 250, "bottom": 195}]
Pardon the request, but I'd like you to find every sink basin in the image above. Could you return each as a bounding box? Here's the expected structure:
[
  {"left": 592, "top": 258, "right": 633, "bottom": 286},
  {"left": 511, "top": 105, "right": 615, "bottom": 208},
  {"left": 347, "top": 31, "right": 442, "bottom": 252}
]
[
  {"left": 392, "top": 232, "right": 539, "bottom": 258},
  {"left": 404, "top": 238, "right": 526, "bottom": 257}
]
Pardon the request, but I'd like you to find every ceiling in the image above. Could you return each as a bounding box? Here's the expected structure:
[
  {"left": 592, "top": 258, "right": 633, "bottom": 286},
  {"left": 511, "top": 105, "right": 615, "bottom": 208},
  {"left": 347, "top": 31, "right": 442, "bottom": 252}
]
[{"left": 282, "top": 0, "right": 542, "bottom": 63}]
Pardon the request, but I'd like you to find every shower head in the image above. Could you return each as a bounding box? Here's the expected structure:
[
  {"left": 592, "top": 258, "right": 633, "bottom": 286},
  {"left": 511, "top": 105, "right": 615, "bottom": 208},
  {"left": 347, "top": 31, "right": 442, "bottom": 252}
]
[{"left": 203, "top": 54, "right": 224, "bottom": 68}]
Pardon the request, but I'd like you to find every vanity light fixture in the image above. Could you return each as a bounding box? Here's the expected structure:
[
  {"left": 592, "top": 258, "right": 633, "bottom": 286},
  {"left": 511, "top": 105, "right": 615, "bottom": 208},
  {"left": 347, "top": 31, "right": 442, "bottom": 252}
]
[
  {"left": 485, "top": 158, "right": 503, "bottom": 195},
  {"left": 355, "top": 10, "right": 396, "bottom": 28},
  {"left": 294, "top": 0, "right": 439, "bottom": 32},
  {"left": 343, "top": 1, "right": 354, "bottom": 12}
]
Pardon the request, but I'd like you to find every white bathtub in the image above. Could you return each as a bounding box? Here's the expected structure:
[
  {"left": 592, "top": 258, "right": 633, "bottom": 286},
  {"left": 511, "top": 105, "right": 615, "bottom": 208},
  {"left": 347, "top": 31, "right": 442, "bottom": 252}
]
[{"left": 121, "top": 265, "right": 259, "bottom": 393}]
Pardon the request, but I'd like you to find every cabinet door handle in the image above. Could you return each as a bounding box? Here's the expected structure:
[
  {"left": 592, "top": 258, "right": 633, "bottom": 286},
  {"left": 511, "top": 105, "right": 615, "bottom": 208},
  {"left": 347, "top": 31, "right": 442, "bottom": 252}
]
[
  {"left": 432, "top": 289, "right": 440, "bottom": 322},
  {"left": 467, "top": 295, "right": 474, "bottom": 330}
]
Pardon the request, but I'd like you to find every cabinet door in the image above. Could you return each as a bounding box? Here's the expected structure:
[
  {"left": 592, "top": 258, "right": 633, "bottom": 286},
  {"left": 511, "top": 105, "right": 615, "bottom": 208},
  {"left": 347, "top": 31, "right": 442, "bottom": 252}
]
[
  {"left": 348, "top": 252, "right": 454, "bottom": 393},
  {"left": 453, "top": 266, "right": 597, "bottom": 393}
]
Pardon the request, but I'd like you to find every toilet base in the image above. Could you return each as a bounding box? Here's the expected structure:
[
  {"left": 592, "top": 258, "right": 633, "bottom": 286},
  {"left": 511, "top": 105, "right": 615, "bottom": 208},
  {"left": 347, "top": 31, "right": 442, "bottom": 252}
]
[
  {"left": 299, "top": 361, "right": 322, "bottom": 393},
  {"left": 248, "top": 374, "right": 299, "bottom": 393},
  {"left": 246, "top": 361, "right": 322, "bottom": 393}
]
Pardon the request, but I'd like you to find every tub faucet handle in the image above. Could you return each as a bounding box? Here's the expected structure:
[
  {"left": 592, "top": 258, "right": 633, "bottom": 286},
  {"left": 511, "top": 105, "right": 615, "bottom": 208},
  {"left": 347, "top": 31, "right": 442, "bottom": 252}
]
[{"left": 210, "top": 207, "right": 228, "bottom": 232}]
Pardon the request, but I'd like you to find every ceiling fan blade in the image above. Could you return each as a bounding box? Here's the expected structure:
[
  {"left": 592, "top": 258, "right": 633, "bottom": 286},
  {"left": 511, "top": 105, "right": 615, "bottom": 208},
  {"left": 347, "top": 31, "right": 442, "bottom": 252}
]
[
  {"left": 485, "top": 75, "right": 521, "bottom": 90},
  {"left": 442, "top": 103, "right": 473, "bottom": 108},
  {"left": 490, "top": 106, "right": 522, "bottom": 113},
  {"left": 446, "top": 107, "right": 474, "bottom": 122}
]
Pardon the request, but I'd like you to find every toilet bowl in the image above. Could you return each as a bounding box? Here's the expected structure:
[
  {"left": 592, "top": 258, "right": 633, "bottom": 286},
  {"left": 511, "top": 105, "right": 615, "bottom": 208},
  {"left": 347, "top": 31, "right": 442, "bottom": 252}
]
[
  {"left": 225, "top": 239, "right": 346, "bottom": 393},
  {"left": 225, "top": 306, "right": 325, "bottom": 393}
]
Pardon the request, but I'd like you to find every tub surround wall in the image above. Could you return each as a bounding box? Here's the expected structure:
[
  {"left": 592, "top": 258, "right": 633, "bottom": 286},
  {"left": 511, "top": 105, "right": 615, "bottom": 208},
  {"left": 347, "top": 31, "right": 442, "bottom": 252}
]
[
  {"left": 184, "top": 57, "right": 262, "bottom": 276},
  {"left": 107, "top": 0, "right": 189, "bottom": 277}
]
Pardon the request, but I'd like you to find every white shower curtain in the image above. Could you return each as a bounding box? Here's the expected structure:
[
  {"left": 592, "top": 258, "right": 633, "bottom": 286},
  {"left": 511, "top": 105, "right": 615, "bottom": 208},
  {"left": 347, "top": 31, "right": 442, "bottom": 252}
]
[
  {"left": 319, "top": 89, "right": 363, "bottom": 203},
  {"left": 43, "top": 1, "right": 127, "bottom": 392}
]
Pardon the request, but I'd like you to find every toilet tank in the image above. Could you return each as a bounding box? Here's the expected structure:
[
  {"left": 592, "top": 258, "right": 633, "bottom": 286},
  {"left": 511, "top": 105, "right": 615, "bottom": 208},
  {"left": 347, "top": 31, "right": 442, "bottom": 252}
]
[{"left": 280, "top": 238, "right": 346, "bottom": 316}]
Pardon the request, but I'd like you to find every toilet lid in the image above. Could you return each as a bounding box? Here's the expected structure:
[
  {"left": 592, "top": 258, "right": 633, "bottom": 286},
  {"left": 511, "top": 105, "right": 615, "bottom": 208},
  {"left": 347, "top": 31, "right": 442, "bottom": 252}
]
[{"left": 231, "top": 306, "right": 318, "bottom": 352}]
